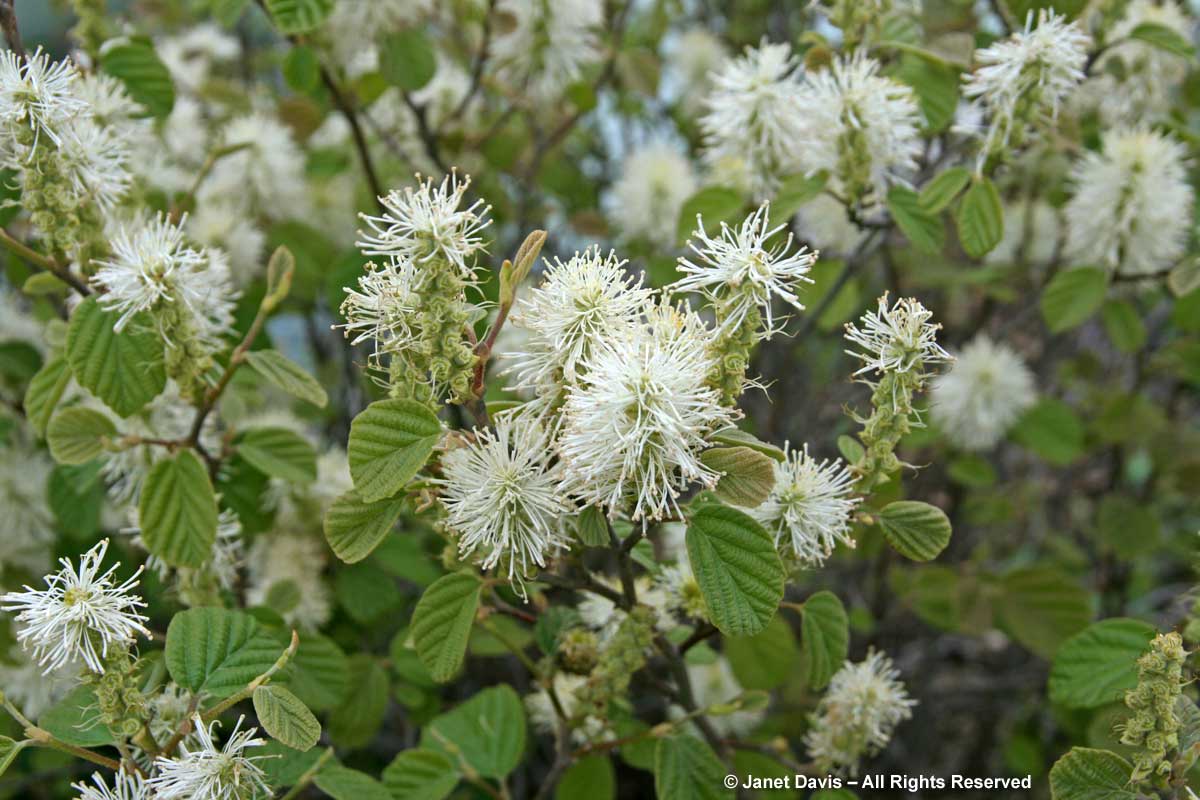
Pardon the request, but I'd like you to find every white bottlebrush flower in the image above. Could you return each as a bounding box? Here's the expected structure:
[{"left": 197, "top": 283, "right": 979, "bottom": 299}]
[
  {"left": 492, "top": 0, "right": 604, "bottom": 104},
  {"left": 505, "top": 248, "right": 654, "bottom": 395},
  {"left": 204, "top": 112, "right": 309, "bottom": 220},
  {"left": 440, "top": 416, "right": 570, "bottom": 588},
  {"left": 339, "top": 258, "right": 421, "bottom": 366},
  {"left": 931, "top": 335, "right": 1037, "bottom": 451},
  {"left": 1, "top": 539, "right": 149, "bottom": 674},
  {"left": 749, "top": 444, "right": 860, "bottom": 567},
  {"left": 844, "top": 294, "right": 951, "bottom": 378},
  {"left": 91, "top": 214, "right": 236, "bottom": 344},
  {"left": 1079, "top": 0, "right": 1192, "bottom": 124},
  {"left": 609, "top": 143, "right": 698, "bottom": 244},
  {"left": 245, "top": 534, "right": 331, "bottom": 630},
  {"left": 795, "top": 54, "right": 921, "bottom": 204},
  {"left": 577, "top": 577, "right": 625, "bottom": 642},
  {"left": 0, "top": 47, "right": 86, "bottom": 153},
  {"left": 150, "top": 715, "right": 270, "bottom": 800},
  {"left": 557, "top": 304, "right": 734, "bottom": 522},
  {"left": 804, "top": 650, "right": 917, "bottom": 775},
  {"left": 325, "top": 0, "right": 433, "bottom": 75},
  {"left": 358, "top": 173, "right": 492, "bottom": 281},
  {"left": 963, "top": 10, "right": 1089, "bottom": 161},
  {"left": 72, "top": 770, "right": 150, "bottom": 800},
  {"left": 674, "top": 204, "right": 817, "bottom": 337},
  {"left": 57, "top": 118, "right": 133, "bottom": 207},
  {"left": 795, "top": 194, "right": 869, "bottom": 257},
  {"left": 1064, "top": 128, "right": 1193, "bottom": 277},
  {"left": 700, "top": 41, "right": 806, "bottom": 198},
  {"left": 73, "top": 72, "right": 146, "bottom": 127},
  {"left": 654, "top": 557, "right": 707, "bottom": 621}
]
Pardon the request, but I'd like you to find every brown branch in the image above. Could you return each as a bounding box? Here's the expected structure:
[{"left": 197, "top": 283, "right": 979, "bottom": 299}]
[
  {"left": 0, "top": 228, "right": 92, "bottom": 296},
  {"left": 0, "top": 0, "right": 25, "bottom": 59}
]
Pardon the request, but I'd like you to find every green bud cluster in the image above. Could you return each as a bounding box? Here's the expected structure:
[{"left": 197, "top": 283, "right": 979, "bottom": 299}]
[
  {"left": 1120, "top": 632, "right": 1187, "bottom": 782},
  {"left": 850, "top": 371, "right": 921, "bottom": 492},
  {"left": 575, "top": 605, "right": 655, "bottom": 720},
  {"left": 87, "top": 649, "right": 148, "bottom": 740},
  {"left": 158, "top": 303, "right": 216, "bottom": 403},
  {"left": 558, "top": 627, "right": 599, "bottom": 674},
  {"left": 836, "top": 117, "right": 874, "bottom": 210},
  {"left": 707, "top": 303, "right": 760, "bottom": 405},
  {"left": 390, "top": 259, "right": 478, "bottom": 409},
  {"left": 21, "top": 138, "right": 106, "bottom": 266}
]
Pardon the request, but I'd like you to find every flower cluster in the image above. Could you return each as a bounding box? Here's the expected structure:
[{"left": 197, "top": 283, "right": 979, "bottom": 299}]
[
  {"left": 341, "top": 173, "right": 492, "bottom": 404},
  {"left": 930, "top": 335, "right": 1037, "bottom": 451},
  {"left": 1064, "top": 128, "right": 1193, "bottom": 277},
  {"left": 492, "top": 0, "right": 605, "bottom": 104},
  {"left": 1, "top": 539, "right": 149, "bottom": 674},
  {"left": 805, "top": 650, "right": 917, "bottom": 775},
  {"left": 963, "top": 10, "right": 1090, "bottom": 168}
]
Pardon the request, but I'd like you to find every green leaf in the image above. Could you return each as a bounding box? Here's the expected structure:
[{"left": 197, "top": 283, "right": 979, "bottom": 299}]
[
  {"left": 709, "top": 428, "right": 785, "bottom": 462},
  {"left": 411, "top": 572, "right": 481, "bottom": 682},
  {"left": 799, "top": 591, "right": 850, "bottom": 690},
  {"left": 725, "top": 615, "right": 799, "bottom": 690},
  {"left": 576, "top": 505, "right": 610, "bottom": 547},
  {"left": 768, "top": 172, "right": 828, "bottom": 228},
  {"left": 0, "top": 737, "right": 28, "bottom": 779},
  {"left": 1128, "top": 22, "right": 1195, "bottom": 57},
  {"left": 1040, "top": 268, "right": 1108, "bottom": 334},
  {"left": 324, "top": 489, "right": 407, "bottom": 563},
  {"left": 24, "top": 354, "right": 71, "bottom": 436},
  {"left": 887, "top": 186, "right": 944, "bottom": 253},
  {"left": 236, "top": 427, "right": 317, "bottom": 483},
  {"left": 946, "top": 454, "right": 996, "bottom": 488},
  {"left": 100, "top": 38, "right": 175, "bottom": 119},
  {"left": 48, "top": 461, "right": 104, "bottom": 536},
  {"left": 423, "top": 685, "right": 526, "bottom": 779},
  {"left": 381, "top": 28, "right": 437, "bottom": 91},
  {"left": 264, "top": 0, "right": 333, "bottom": 34},
  {"left": 997, "top": 567, "right": 1093, "bottom": 660},
  {"left": 1048, "top": 748, "right": 1135, "bottom": 800},
  {"left": 1011, "top": 399, "right": 1086, "bottom": 465},
  {"left": 282, "top": 45, "right": 320, "bottom": 93},
  {"left": 337, "top": 561, "right": 402, "bottom": 624},
  {"left": 558, "top": 754, "right": 616, "bottom": 800},
  {"left": 700, "top": 446, "right": 777, "bottom": 508},
  {"left": 139, "top": 449, "right": 219, "bottom": 568},
  {"left": 1100, "top": 300, "right": 1146, "bottom": 353},
  {"left": 654, "top": 735, "right": 733, "bottom": 800},
  {"left": 46, "top": 407, "right": 116, "bottom": 465},
  {"left": 878, "top": 501, "right": 952, "bottom": 561},
  {"left": 686, "top": 503, "right": 784, "bottom": 637},
  {"left": 954, "top": 178, "right": 1004, "bottom": 258},
  {"left": 347, "top": 399, "right": 441, "bottom": 502},
  {"left": 245, "top": 349, "right": 328, "bottom": 407},
  {"left": 211, "top": 0, "right": 251, "bottom": 27},
  {"left": 165, "top": 607, "right": 282, "bottom": 698},
  {"left": 677, "top": 186, "right": 744, "bottom": 245},
  {"left": 281, "top": 631, "right": 349, "bottom": 712},
  {"left": 314, "top": 764, "right": 392, "bottom": 800},
  {"left": 1048, "top": 619, "right": 1156, "bottom": 709},
  {"left": 39, "top": 685, "right": 114, "bottom": 747},
  {"left": 382, "top": 749, "right": 460, "bottom": 800},
  {"left": 253, "top": 684, "right": 321, "bottom": 751},
  {"left": 895, "top": 53, "right": 959, "bottom": 132},
  {"left": 327, "top": 655, "right": 389, "bottom": 749},
  {"left": 66, "top": 297, "right": 166, "bottom": 417},
  {"left": 918, "top": 167, "right": 971, "bottom": 213}
]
